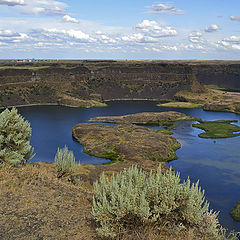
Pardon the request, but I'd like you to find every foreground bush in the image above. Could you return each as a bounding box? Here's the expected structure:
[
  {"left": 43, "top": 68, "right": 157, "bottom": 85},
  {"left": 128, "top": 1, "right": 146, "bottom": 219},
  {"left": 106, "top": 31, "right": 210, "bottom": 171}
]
[
  {"left": 92, "top": 165, "right": 221, "bottom": 239},
  {"left": 0, "top": 107, "right": 34, "bottom": 167},
  {"left": 54, "top": 146, "right": 78, "bottom": 177}
]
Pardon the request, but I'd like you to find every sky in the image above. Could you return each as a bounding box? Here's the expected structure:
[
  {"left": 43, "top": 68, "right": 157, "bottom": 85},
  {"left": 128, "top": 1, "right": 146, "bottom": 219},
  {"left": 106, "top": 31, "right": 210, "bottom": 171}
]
[{"left": 0, "top": 0, "right": 240, "bottom": 59}]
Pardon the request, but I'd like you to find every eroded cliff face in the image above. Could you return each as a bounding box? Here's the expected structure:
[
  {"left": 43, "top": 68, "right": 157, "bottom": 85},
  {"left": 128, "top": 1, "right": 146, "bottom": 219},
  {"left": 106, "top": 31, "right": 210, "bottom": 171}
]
[
  {"left": 0, "top": 60, "right": 239, "bottom": 107},
  {"left": 190, "top": 62, "right": 240, "bottom": 89}
]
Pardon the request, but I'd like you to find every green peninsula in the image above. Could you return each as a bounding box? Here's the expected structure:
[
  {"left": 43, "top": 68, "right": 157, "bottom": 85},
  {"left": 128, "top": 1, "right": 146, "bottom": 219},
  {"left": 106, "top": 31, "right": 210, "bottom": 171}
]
[{"left": 192, "top": 120, "right": 240, "bottom": 138}]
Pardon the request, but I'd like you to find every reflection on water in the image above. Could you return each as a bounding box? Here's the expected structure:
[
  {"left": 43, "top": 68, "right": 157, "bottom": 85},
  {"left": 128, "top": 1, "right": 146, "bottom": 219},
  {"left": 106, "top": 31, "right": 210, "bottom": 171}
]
[
  {"left": 169, "top": 121, "right": 240, "bottom": 232},
  {"left": 16, "top": 101, "right": 240, "bottom": 232}
]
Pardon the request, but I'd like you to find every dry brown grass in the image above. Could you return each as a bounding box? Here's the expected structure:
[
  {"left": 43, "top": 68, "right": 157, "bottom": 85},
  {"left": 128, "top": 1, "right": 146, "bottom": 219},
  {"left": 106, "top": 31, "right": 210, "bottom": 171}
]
[
  {"left": 0, "top": 162, "right": 233, "bottom": 240},
  {"left": 0, "top": 161, "right": 167, "bottom": 240},
  {"left": 0, "top": 162, "right": 97, "bottom": 240}
]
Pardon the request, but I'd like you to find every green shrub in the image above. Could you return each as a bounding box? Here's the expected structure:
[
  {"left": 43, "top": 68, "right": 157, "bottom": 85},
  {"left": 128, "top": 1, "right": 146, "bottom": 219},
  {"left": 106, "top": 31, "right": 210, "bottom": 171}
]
[
  {"left": 0, "top": 107, "right": 34, "bottom": 167},
  {"left": 92, "top": 165, "right": 220, "bottom": 238},
  {"left": 54, "top": 146, "right": 78, "bottom": 177}
]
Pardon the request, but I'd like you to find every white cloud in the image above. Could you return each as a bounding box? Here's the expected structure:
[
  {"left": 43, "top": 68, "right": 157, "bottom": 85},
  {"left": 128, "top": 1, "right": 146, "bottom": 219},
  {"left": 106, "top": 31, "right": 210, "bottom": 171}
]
[
  {"left": 0, "top": 0, "right": 24, "bottom": 6},
  {"left": 0, "top": 29, "right": 15, "bottom": 36},
  {"left": 136, "top": 20, "right": 178, "bottom": 37},
  {"left": 67, "top": 29, "right": 95, "bottom": 42},
  {"left": 33, "top": 28, "right": 96, "bottom": 44},
  {"left": 62, "top": 15, "right": 79, "bottom": 23},
  {"left": 0, "top": 29, "right": 29, "bottom": 43},
  {"left": 147, "top": 3, "right": 186, "bottom": 15},
  {"left": 232, "top": 44, "right": 240, "bottom": 50},
  {"left": 184, "top": 44, "right": 204, "bottom": 50},
  {"left": 205, "top": 24, "right": 219, "bottom": 33},
  {"left": 230, "top": 16, "right": 240, "bottom": 22},
  {"left": 33, "top": 41, "right": 66, "bottom": 49},
  {"left": 122, "top": 33, "right": 156, "bottom": 43},
  {"left": 152, "top": 46, "right": 178, "bottom": 52},
  {"left": 97, "top": 34, "right": 117, "bottom": 44},
  {"left": 14, "top": 0, "right": 68, "bottom": 16},
  {"left": 121, "top": 20, "right": 177, "bottom": 44},
  {"left": 217, "top": 35, "right": 240, "bottom": 51},
  {"left": 189, "top": 32, "right": 202, "bottom": 43},
  {"left": 222, "top": 35, "right": 240, "bottom": 43}
]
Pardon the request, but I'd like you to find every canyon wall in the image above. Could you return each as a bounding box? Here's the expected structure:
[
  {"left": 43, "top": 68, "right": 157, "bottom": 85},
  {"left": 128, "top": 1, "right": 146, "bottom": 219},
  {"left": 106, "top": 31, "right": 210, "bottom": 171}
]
[{"left": 0, "top": 60, "right": 239, "bottom": 107}]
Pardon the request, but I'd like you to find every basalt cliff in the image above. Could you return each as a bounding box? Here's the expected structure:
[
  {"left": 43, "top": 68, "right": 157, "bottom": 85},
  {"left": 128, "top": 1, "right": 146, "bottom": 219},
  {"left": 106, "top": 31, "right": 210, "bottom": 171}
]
[{"left": 0, "top": 60, "right": 239, "bottom": 108}]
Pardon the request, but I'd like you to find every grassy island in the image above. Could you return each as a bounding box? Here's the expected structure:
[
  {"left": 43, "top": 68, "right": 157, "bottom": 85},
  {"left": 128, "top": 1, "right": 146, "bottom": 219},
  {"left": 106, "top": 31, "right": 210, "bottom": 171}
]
[
  {"left": 192, "top": 120, "right": 240, "bottom": 138},
  {"left": 72, "top": 123, "right": 181, "bottom": 164},
  {"left": 230, "top": 200, "right": 240, "bottom": 222}
]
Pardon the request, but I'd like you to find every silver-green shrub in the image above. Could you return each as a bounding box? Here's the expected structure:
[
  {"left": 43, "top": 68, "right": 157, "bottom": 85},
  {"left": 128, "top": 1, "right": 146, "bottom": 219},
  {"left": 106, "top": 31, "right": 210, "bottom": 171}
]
[
  {"left": 0, "top": 107, "right": 34, "bottom": 167},
  {"left": 92, "top": 165, "right": 219, "bottom": 238},
  {"left": 54, "top": 146, "right": 78, "bottom": 177}
]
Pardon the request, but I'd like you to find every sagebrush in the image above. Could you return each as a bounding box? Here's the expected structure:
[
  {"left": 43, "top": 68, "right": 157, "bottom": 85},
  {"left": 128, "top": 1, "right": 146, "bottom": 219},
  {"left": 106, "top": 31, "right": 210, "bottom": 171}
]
[
  {"left": 0, "top": 107, "right": 34, "bottom": 167},
  {"left": 92, "top": 165, "right": 221, "bottom": 238},
  {"left": 54, "top": 145, "right": 78, "bottom": 177}
]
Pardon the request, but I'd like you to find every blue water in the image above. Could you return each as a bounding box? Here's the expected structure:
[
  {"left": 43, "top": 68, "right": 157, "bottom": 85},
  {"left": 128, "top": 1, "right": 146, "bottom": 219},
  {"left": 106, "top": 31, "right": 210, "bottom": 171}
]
[{"left": 16, "top": 100, "right": 240, "bottom": 232}]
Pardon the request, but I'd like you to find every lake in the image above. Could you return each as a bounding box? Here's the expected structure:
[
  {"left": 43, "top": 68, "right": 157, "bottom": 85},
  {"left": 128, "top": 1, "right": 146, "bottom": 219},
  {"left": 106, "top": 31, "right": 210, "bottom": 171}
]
[{"left": 17, "top": 100, "right": 240, "bottom": 232}]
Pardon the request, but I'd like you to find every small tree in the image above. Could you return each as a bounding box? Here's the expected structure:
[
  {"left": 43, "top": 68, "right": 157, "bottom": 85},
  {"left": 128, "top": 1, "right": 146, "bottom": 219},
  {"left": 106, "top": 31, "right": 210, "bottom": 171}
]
[
  {"left": 54, "top": 146, "right": 78, "bottom": 177},
  {"left": 0, "top": 107, "right": 34, "bottom": 167}
]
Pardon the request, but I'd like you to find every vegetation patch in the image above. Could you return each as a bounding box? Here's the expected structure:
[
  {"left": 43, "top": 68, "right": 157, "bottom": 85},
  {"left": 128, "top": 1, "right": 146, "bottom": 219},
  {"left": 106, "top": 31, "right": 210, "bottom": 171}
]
[
  {"left": 54, "top": 145, "right": 80, "bottom": 178},
  {"left": 92, "top": 165, "right": 220, "bottom": 239},
  {"left": 192, "top": 120, "right": 240, "bottom": 138},
  {"left": 157, "top": 101, "right": 203, "bottom": 109},
  {"left": 175, "top": 88, "right": 240, "bottom": 114},
  {"left": 230, "top": 200, "right": 240, "bottom": 222},
  {"left": 90, "top": 111, "right": 197, "bottom": 125},
  {"left": 58, "top": 94, "right": 107, "bottom": 108}
]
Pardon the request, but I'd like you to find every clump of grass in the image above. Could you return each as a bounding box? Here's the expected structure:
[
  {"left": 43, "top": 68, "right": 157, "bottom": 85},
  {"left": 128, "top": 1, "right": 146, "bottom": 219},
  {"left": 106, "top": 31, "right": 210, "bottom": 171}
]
[
  {"left": 92, "top": 165, "right": 221, "bottom": 239},
  {"left": 54, "top": 146, "right": 79, "bottom": 178},
  {"left": 230, "top": 200, "right": 240, "bottom": 222}
]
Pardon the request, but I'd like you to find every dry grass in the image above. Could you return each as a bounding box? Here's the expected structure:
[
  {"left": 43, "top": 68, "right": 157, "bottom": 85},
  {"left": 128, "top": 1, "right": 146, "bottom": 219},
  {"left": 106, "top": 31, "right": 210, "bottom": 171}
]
[
  {"left": 0, "top": 161, "right": 167, "bottom": 240},
  {"left": 157, "top": 101, "right": 203, "bottom": 109},
  {"left": 0, "top": 162, "right": 97, "bottom": 240},
  {"left": 0, "top": 162, "right": 235, "bottom": 240}
]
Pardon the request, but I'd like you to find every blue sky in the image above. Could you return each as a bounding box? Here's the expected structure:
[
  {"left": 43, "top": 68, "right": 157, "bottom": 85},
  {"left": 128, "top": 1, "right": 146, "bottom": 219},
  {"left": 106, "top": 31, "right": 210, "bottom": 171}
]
[{"left": 0, "top": 0, "right": 240, "bottom": 59}]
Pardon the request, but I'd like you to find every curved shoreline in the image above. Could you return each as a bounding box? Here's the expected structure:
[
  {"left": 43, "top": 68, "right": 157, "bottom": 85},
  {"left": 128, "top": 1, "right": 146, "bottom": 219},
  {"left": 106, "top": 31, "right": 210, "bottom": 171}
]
[
  {"left": 0, "top": 102, "right": 104, "bottom": 110},
  {"left": 1, "top": 99, "right": 239, "bottom": 115},
  {"left": 0, "top": 99, "right": 161, "bottom": 110},
  {"left": 0, "top": 103, "right": 59, "bottom": 110},
  {"left": 104, "top": 98, "right": 162, "bottom": 102}
]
